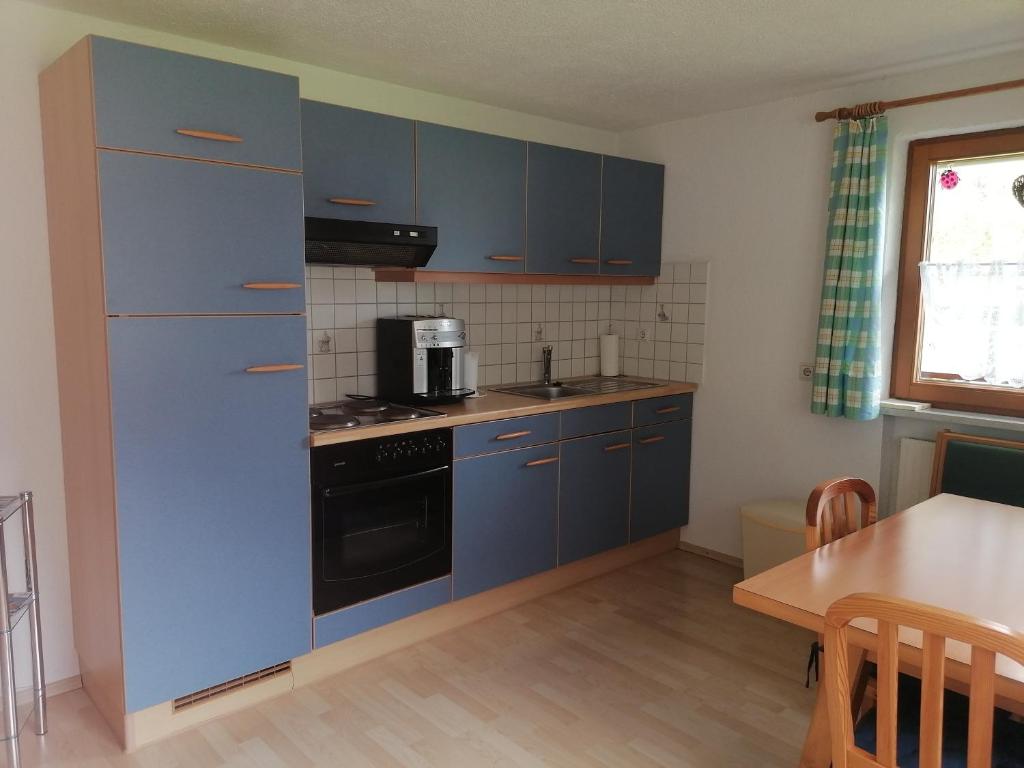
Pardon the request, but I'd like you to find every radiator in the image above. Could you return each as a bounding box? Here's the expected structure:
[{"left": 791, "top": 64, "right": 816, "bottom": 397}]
[{"left": 894, "top": 437, "right": 935, "bottom": 511}]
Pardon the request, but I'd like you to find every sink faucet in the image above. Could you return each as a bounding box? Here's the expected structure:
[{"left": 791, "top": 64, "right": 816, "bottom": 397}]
[{"left": 541, "top": 345, "right": 553, "bottom": 385}]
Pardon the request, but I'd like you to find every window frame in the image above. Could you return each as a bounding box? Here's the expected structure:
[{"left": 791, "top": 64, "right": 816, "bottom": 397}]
[{"left": 891, "top": 126, "right": 1024, "bottom": 417}]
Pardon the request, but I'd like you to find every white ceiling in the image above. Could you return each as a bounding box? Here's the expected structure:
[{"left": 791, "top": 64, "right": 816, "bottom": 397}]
[{"left": 34, "top": 0, "right": 1024, "bottom": 130}]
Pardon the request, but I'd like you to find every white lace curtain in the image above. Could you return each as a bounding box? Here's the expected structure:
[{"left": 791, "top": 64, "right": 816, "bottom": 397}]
[{"left": 919, "top": 261, "right": 1024, "bottom": 389}]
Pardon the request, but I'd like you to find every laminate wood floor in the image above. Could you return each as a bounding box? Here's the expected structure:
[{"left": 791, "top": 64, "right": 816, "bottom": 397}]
[{"left": 21, "top": 551, "right": 815, "bottom": 767}]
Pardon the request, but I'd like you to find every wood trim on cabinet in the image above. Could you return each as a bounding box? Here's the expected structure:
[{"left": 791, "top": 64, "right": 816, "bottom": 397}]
[
  {"left": 891, "top": 127, "right": 1024, "bottom": 417},
  {"left": 373, "top": 268, "right": 655, "bottom": 286},
  {"left": 39, "top": 36, "right": 127, "bottom": 746},
  {"left": 174, "top": 128, "right": 243, "bottom": 143}
]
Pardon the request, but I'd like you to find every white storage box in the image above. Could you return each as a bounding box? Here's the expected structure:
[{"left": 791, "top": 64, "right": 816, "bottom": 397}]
[{"left": 740, "top": 499, "right": 805, "bottom": 579}]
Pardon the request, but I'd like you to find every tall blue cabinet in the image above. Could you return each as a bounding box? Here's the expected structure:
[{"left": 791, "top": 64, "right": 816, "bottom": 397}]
[{"left": 40, "top": 36, "right": 310, "bottom": 744}]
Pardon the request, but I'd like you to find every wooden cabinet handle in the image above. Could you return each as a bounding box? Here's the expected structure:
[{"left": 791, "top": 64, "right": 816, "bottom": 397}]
[
  {"left": 655, "top": 406, "right": 680, "bottom": 414},
  {"left": 569, "top": 258, "right": 599, "bottom": 265},
  {"left": 605, "top": 259, "right": 634, "bottom": 266},
  {"left": 604, "top": 442, "right": 630, "bottom": 452},
  {"left": 245, "top": 364, "right": 304, "bottom": 374},
  {"left": 638, "top": 435, "right": 666, "bottom": 445},
  {"left": 175, "top": 128, "right": 242, "bottom": 143},
  {"left": 242, "top": 282, "right": 302, "bottom": 290},
  {"left": 328, "top": 197, "right": 376, "bottom": 206},
  {"left": 525, "top": 457, "right": 559, "bottom": 467},
  {"left": 487, "top": 255, "right": 524, "bottom": 262},
  {"left": 496, "top": 430, "right": 531, "bottom": 440}
]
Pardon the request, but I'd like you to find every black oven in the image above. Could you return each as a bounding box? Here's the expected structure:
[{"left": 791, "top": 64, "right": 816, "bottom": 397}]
[{"left": 310, "top": 428, "right": 452, "bottom": 616}]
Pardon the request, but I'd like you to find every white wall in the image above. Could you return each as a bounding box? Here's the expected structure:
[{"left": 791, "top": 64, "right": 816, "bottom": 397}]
[
  {"left": 0, "top": 0, "right": 618, "bottom": 686},
  {"left": 619, "top": 49, "right": 1024, "bottom": 557}
]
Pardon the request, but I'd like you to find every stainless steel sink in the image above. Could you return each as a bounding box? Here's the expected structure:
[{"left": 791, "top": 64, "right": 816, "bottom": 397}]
[
  {"left": 493, "top": 383, "right": 589, "bottom": 400},
  {"left": 491, "top": 377, "right": 660, "bottom": 400}
]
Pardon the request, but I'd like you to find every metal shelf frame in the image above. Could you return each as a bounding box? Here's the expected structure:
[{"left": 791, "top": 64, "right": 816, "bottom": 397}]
[{"left": 0, "top": 492, "right": 47, "bottom": 767}]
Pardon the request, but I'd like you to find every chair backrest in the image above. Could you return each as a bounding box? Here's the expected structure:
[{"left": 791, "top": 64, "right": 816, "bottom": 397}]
[
  {"left": 824, "top": 593, "right": 1024, "bottom": 768},
  {"left": 931, "top": 430, "right": 1024, "bottom": 508},
  {"left": 806, "top": 477, "right": 878, "bottom": 551}
]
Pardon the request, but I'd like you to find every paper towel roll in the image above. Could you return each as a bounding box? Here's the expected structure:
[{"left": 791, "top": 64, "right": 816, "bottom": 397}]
[
  {"left": 463, "top": 350, "right": 480, "bottom": 396},
  {"left": 600, "top": 334, "right": 620, "bottom": 377}
]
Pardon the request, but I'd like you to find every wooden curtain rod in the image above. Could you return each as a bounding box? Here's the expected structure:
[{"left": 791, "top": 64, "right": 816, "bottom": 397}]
[{"left": 814, "top": 76, "right": 1024, "bottom": 122}]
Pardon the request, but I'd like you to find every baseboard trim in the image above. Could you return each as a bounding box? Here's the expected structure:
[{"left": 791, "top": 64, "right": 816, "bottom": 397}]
[
  {"left": 677, "top": 540, "right": 743, "bottom": 569},
  {"left": 123, "top": 530, "right": 679, "bottom": 751},
  {"left": 46, "top": 674, "right": 83, "bottom": 698}
]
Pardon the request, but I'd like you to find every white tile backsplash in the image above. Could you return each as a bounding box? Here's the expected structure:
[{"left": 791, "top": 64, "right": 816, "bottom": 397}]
[{"left": 305, "top": 261, "right": 708, "bottom": 402}]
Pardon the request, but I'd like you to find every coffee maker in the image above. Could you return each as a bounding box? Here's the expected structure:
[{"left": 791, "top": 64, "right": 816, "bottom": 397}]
[{"left": 377, "top": 316, "right": 472, "bottom": 405}]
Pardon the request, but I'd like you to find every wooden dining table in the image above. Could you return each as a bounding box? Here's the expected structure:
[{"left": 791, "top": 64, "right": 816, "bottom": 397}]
[{"left": 732, "top": 493, "right": 1024, "bottom": 767}]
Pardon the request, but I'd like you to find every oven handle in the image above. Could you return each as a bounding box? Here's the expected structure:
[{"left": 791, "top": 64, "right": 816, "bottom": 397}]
[{"left": 322, "top": 465, "right": 450, "bottom": 497}]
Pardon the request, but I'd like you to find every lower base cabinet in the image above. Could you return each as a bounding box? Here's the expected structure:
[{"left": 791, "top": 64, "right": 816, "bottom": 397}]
[
  {"left": 558, "top": 430, "right": 631, "bottom": 564},
  {"left": 453, "top": 444, "right": 559, "bottom": 599},
  {"left": 630, "top": 418, "right": 692, "bottom": 541}
]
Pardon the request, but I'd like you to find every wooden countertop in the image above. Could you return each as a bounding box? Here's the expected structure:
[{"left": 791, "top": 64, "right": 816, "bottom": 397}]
[{"left": 310, "top": 379, "right": 697, "bottom": 447}]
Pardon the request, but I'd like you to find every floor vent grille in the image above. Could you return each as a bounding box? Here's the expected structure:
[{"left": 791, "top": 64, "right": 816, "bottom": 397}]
[{"left": 172, "top": 662, "right": 291, "bottom": 712}]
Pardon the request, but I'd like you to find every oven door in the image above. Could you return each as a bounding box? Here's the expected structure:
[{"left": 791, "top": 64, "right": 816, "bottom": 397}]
[{"left": 313, "top": 465, "right": 451, "bottom": 615}]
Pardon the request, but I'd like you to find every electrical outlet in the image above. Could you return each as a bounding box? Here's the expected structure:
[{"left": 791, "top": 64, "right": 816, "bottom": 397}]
[
  {"left": 799, "top": 363, "right": 814, "bottom": 381},
  {"left": 639, "top": 328, "right": 649, "bottom": 341}
]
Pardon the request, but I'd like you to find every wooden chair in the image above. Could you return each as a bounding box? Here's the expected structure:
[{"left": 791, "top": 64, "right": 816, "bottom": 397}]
[
  {"left": 825, "top": 593, "right": 1024, "bottom": 768},
  {"left": 803, "top": 478, "right": 879, "bottom": 690},
  {"left": 806, "top": 477, "right": 878, "bottom": 551},
  {"left": 931, "top": 430, "right": 1024, "bottom": 508}
]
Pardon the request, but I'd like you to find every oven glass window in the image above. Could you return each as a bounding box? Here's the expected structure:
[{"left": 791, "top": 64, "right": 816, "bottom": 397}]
[{"left": 320, "top": 468, "right": 448, "bottom": 582}]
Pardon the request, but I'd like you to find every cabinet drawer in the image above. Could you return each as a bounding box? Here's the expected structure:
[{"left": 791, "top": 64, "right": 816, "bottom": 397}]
[
  {"left": 301, "top": 100, "right": 415, "bottom": 224},
  {"left": 99, "top": 151, "right": 304, "bottom": 315},
  {"left": 108, "top": 315, "right": 310, "bottom": 711},
  {"left": 560, "top": 402, "right": 632, "bottom": 440},
  {"left": 91, "top": 36, "right": 301, "bottom": 170},
  {"left": 453, "top": 413, "right": 559, "bottom": 458},
  {"left": 558, "top": 431, "right": 631, "bottom": 564},
  {"left": 453, "top": 445, "right": 559, "bottom": 599},
  {"left": 634, "top": 394, "right": 693, "bottom": 426},
  {"left": 313, "top": 577, "right": 451, "bottom": 649}
]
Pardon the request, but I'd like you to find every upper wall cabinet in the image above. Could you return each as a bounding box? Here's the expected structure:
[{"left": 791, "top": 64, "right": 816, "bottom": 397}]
[
  {"left": 90, "top": 36, "right": 301, "bottom": 171},
  {"left": 526, "top": 144, "right": 602, "bottom": 275},
  {"left": 300, "top": 100, "right": 415, "bottom": 223},
  {"left": 600, "top": 156, "right": 665, "bottom": 277},
  {"left": 417, "top": 123, "right": 527, "bottom": 273}
]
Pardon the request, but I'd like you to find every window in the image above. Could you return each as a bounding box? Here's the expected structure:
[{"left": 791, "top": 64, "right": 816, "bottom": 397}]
[{"left": 892, "top": 127, "right": 1024, "bottom": 416}]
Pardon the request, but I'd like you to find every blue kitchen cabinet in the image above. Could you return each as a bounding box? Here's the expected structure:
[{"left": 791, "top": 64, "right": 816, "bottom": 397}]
[
  {"left": 417, "top": 123, "right": 526, "bottom": 272},
  {"left": 314, "top": 577, "right": 451, "bottom": 649},
  {"left": 526, "top": 143, "right": 602, "bottom": 274},
  {"left": 558, "top": 431, "right": 631, "bottom": 564},
  {"left": 301, "top": 100, "right": 415, "bottom": 224},
  {"left": 453, "top": 412, "right": 560, "bottom": 458},
  {"left": 630, "top": 417, "right": 692, "bottom": 541},
  {"left": 453, "top": 444, "right": 559, "bottom": 598},
  {"left": 107, "top": 315, "right": 310, "bottom": 712},
  {"left": 98, "top": 151, "right": 304, "bottom": 315},
  {"left": 600, "top": 156, "right": 665, "bottom": 277},
  {"left": 90, "top": 36, "right": 301, "bottom": 170}
]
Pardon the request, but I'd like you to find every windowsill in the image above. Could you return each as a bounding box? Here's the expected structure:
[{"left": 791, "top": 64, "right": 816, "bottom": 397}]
[{"left": 880, "top": 399, "right": 1024, "bottom": 433}]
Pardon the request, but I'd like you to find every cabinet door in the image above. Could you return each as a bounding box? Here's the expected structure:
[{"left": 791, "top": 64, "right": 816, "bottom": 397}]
[
  {"left": 600, "top": 156, "right": 665, "bottom": 277},
  {"left": 417, "top": 123, "right": 526, "bottom": 272},
  {"left": 526, "top": 143, "right": 601, "bottom": 274},
  {"left": 301, "top": 100, "right": 414, "bottom": 224},
  {"left": 108, "top": 316, "right": 310, "bottom": 712},
  {"left": 91, "top": 36, "right": 301, "bottom": 170},
  {"left": 630, "top": 418, "right": 691, "bottom": 541},
  {"left": 98, "top": 151, "right": 304, "bottom": 315},
  {"left": 558, "top": 431, "right": 631, "bottom": 565},
  {"left": 453, "top": 445, "right": 558, "bottom": 598}
]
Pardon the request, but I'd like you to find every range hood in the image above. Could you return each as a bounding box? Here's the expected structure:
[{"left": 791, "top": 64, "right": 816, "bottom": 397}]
[{"left": 304, "top": 218, "right": 437, "bottom": 268}]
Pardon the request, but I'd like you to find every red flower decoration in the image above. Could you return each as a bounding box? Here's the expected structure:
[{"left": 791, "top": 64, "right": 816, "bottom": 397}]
[{"left": 940, "top": 169, "right": 960, "bottom": 189}]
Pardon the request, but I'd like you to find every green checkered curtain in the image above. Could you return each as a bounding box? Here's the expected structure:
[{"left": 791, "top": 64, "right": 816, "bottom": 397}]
[{"left": 811, "top": 116, "right": 887, "bottom": 420}]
